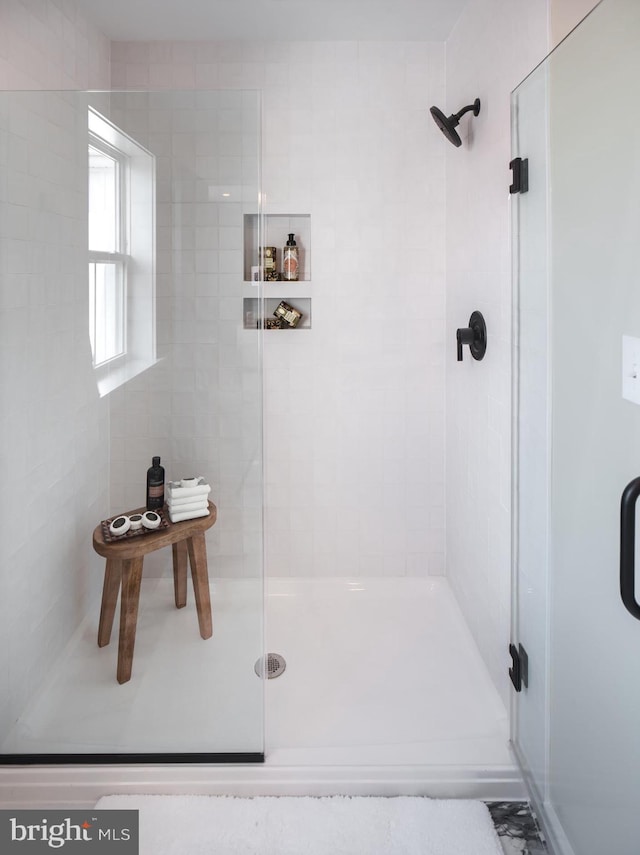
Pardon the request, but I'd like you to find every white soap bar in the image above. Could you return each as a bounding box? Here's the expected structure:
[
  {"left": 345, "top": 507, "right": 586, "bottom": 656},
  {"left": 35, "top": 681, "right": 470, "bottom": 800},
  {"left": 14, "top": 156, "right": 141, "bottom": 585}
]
[{"left": 109, "top": 516, "right": 131, "bottom": 536}]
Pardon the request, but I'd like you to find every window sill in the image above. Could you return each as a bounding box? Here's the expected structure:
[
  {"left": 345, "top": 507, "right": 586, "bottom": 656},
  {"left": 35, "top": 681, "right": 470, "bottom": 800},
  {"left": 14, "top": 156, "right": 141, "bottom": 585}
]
[{"left": 96, "top": 355, "right": 163, "bottom": 398}]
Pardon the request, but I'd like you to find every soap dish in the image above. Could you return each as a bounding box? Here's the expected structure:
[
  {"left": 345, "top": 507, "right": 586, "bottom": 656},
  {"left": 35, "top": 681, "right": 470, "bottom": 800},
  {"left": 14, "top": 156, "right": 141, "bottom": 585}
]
[{"left": 101, "top": 507, "right": 170, "bottom": 543}]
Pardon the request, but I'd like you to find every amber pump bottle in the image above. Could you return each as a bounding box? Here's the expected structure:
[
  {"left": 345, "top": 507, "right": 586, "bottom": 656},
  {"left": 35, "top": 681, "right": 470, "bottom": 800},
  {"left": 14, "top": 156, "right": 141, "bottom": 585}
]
[
  {"left": 282, "top": 233, "right": 299, "bottom": 281},
  {"left": 146, "top": 456, "right": 165, "bottom": 510}
]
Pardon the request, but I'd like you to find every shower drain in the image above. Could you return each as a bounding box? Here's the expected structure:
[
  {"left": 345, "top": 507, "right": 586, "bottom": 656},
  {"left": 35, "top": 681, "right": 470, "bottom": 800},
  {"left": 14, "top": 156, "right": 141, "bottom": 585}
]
[{"left": 254, "top": 653, "right": 287, "bottom": 679}]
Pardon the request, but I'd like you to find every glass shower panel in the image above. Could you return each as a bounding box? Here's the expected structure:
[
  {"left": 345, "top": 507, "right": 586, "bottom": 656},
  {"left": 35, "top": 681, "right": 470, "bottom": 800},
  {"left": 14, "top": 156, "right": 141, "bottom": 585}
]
[
  {"left": 510, "top": 55, "right": 550, "bottom": 804},
  {"left": 0, "top": 89, "right": 264, "bottom": 759},
  {"left": 512, "top": 1, "right": 640, "bottom": 852}
]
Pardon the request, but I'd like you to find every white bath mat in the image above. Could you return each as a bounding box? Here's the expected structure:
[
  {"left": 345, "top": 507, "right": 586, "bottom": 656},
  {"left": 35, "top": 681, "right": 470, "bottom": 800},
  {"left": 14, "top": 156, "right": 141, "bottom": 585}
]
[{"left": 96, "top": 795, "right": 503, "bottom": 854}]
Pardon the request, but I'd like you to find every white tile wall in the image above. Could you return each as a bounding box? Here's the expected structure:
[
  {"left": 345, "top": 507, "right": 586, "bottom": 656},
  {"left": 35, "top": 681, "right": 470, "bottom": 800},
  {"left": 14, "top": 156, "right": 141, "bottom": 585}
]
[
  {"left": 0, "top": 1, "right": 110, "bottom": 741},
  {"left": 444, "top": 0, "right": 548, "bottom": 703},
  {"left": 0, "top": 0, "right": 110, "bottom": 90},
  {"left": 111, "top": 40, "right": 448, "bottom": 580}
]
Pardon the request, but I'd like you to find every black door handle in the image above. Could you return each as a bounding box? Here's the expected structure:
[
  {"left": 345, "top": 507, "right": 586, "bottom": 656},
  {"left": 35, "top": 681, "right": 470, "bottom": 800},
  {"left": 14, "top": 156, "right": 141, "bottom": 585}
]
[{"left": 620, "top": 476, "right": 640, "bottom": 620}]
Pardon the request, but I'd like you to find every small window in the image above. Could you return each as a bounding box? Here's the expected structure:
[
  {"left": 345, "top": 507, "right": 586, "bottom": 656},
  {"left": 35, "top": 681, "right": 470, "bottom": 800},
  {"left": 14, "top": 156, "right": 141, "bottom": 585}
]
[
  {"left": 89, "top": 261, "right": 125, "bottom": 366},
  {"left": 88, "top": 136, "right": 127, "bottom": 367},
  {"left": 88, "top": 108, "right": 156, "bottom": 396},
  {"left": 89, "top": 145, "right": 120, "bottom": 253}
]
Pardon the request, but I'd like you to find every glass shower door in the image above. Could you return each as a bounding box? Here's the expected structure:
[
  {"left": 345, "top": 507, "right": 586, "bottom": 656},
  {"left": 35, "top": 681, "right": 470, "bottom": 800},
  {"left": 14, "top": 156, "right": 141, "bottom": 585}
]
[
  {"left": 512, "top": 1, "right": 640, "bottom": 853},
  {"left": 0, "top": 88, "right": 264, "bottom": 760}
]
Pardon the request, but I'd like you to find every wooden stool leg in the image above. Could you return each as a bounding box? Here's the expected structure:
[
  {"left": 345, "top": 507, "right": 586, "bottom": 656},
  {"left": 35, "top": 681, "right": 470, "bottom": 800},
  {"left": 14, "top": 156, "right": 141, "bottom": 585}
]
[
  {"left": 172, "top": 540, "right": 187, "bottom": 609},
  {"left": 187, "top": 533, "right": 213, "bottom": 639},
  {"left": 98, "top": 559, "right": 122, "bottom": 648},
  {"left": 117, "top": 557, "right": 144, "bottom": 684},
  {"left": 172, "top": 540, "right": 188, "bottom": 609}
]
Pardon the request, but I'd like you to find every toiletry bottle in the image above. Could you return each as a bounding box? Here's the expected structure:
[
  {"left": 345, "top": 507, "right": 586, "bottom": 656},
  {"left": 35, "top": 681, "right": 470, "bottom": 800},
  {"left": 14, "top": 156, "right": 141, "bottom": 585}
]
[
  {"left": 282, "top": 233, "right": 299, "bottom": 281},
  {"left": 260, "top": 246, "right": 279, "bottom": 281},
  {"left": 146, "top": 456, "right": 165, "bottom": 510}
]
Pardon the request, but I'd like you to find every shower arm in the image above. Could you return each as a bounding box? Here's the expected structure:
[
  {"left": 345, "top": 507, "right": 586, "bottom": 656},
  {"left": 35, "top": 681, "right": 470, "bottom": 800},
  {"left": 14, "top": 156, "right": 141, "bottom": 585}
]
[{"left": 451, "top": 103, "right": 477, "bottom": 125}]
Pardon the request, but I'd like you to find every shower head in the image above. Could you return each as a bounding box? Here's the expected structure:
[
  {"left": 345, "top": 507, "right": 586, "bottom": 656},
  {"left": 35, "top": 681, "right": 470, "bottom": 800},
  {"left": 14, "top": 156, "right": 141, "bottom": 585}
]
[{"left": 430, "top": 98, "right": 481, "bottom": 147}]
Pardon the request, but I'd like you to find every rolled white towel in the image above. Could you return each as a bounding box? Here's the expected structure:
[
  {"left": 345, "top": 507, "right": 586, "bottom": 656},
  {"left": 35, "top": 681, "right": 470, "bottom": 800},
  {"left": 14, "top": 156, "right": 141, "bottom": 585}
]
[
  {"left": 169, "top": 507, "right": 210, "bottom": 524},
  {"left": 166, "top": 499, "right": 209, "bottom": 514},
  {"left": 167, "top": 481, "right": 211, "bottom": 501}
]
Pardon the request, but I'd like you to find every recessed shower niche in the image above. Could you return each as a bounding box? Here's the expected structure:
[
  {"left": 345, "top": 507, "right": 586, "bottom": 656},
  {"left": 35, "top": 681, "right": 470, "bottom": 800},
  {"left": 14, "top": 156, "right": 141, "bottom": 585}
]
[
  {"left": 243, "top": 214, "right": 311, "bottom": 282},
  {"left": 243, "top": 213, "right": 312, "bottom": 330},
  {"left": 243, "top": 297, "right": 312, "bottom": 330}
]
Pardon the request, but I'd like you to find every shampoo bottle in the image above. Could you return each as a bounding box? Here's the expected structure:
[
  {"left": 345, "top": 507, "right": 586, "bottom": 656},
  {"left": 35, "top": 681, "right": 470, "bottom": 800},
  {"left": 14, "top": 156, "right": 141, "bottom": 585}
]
[
  {"left": 282, "top": 233, "right": 299, "bottom": 281},
  {"left": 146, "top": 456, "right": 165, "bottom": 510}
]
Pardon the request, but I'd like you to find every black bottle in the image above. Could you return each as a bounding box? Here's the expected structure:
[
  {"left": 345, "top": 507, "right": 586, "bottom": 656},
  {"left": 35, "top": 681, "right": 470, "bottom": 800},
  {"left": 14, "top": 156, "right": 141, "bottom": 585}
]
[{"left": 146, "top": 456, "right": 165, "bottom": 510}]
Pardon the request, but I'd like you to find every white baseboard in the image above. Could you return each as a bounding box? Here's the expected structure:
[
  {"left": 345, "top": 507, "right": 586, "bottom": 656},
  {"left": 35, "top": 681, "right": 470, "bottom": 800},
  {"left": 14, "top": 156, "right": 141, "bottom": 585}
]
[{"left": 0, "top": 763, "right": 524, "bottom": 809}]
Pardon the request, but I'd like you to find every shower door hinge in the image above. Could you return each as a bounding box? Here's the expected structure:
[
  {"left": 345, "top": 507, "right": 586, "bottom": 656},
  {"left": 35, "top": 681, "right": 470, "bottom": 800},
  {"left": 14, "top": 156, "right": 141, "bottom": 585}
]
[
  {"left": 509, "top": 157, "right": 529, "bottom": 194},
  {"left": 509, "top": 643, "right": 529, "bottom": 692}
]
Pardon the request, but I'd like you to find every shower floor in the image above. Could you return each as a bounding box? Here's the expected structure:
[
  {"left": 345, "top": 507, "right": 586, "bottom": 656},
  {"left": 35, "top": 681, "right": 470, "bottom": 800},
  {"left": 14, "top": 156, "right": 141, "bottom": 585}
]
[
  {"left": 1, "top": 577, "right": 265, "bottom": 756},
  {"left": 265, "top": 577, "right": 512, "bottom": 769},
  {"left": 2, "top": 576, "right": 515, "bottom": 796}
]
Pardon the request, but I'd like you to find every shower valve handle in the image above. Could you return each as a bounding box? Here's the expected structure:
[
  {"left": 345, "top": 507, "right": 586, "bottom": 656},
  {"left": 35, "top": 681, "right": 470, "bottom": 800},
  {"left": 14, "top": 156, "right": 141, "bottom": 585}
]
[
  {"left": 456, "top": 327, "right": 474, "bottom": 361},
  {"left": 456, "top": 311, "right": 487, "bottom": 362}
]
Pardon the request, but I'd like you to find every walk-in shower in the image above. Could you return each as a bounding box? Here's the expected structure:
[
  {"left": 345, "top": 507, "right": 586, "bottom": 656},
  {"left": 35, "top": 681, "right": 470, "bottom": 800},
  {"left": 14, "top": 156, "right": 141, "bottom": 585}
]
[
  {"left": 0, "top": 78, "right": 512, "bottom": 789},
  {"left": 0, "top": 0, "right": 529, "bottom": 805}
]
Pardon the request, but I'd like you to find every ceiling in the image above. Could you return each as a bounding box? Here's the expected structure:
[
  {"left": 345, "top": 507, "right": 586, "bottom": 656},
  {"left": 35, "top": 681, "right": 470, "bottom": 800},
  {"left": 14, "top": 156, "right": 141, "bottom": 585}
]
[{"left": 77, "top": 0, "right": 469, "bottom": 42}]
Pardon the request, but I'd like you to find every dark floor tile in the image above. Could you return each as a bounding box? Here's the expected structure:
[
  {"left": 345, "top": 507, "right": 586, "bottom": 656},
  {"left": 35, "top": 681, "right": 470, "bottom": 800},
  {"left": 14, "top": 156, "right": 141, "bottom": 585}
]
[{"left": 487, "top": 801, "right": 547, "bottom": 855}]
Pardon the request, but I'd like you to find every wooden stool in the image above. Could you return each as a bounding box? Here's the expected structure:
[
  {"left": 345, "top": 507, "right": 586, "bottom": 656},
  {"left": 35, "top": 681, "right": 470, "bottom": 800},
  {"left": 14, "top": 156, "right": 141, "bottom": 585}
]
[{"left": 92, "top": 502, "right": 217, "bottom": 684}]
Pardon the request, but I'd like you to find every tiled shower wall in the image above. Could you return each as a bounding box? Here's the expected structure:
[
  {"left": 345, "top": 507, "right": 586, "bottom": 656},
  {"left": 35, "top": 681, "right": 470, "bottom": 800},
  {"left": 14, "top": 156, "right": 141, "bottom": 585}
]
[
  {"left": 0, "top": 0, "right": 110, "bottom": 90},
  {"left": 445, "top": 0, "right": 548, "bottom": 702},
  {"left": 111, "top": 41, "right": 448, "bottom": 579},
  {"left": 0, "top": 1, "right": 110, "bottom": 739}
]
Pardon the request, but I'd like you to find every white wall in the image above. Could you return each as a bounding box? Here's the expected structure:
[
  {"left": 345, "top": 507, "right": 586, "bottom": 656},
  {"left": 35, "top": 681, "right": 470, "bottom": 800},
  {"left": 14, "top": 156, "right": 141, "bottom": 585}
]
[
  {"left": 0, "top": 0, "right": 111, "bottom": 740},
  {"left": 444, "top": 0, "right": 549, "bottom": 703},
  {"left": 550, "top": 0, "right": 599, "bottom": 46},
  {"left": 544, "top": 5, "right": 640, "bottom": 852},
  {"left": 111, "top": 41, "right": 448, "bottom": 580},
  {"left": 0, "top": 0, "right": 110, "bottom": 89}
]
